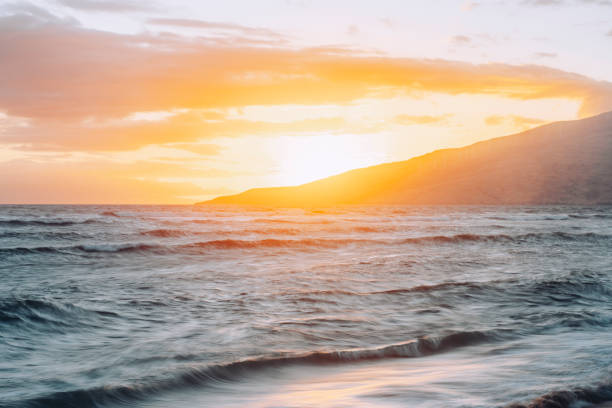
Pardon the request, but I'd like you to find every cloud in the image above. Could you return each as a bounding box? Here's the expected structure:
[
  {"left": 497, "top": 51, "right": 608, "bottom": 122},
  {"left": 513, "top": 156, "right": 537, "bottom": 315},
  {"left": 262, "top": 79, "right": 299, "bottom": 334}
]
[
  {"left": 461, "top": 2, "right": 480, "bottom": 11},
  {"left": 1, "top": 9, "right": 611, "bottom": 152},
  {"left": 3, "top": 14, "right": 609, "bottom": 118},
  {"left": 379, "top": 18, "right": 394, "bottom": 29},
  {"left": 169, "top": 143, "right": 223, "bottom": 156},
  {"left": 0, "top": 2, "right": 78, "bottom": 26},
  {"left": 451, "top": 35, "right": 472, "bottom": 45},
  {"left": 1, "top": 110, "right": 350, "bottom": 151},
  {"left": 147, "top": 18, "right": 285, "bottom": 40},
  {"left": 56, "top": 0, "right": 153, "bottom": 12},
  {"left": 579, "top": 0, "right": 612, "bottom": 5},
  {"left": 393, "top": 114, "right": 453, "bottom": 125},
  {"left": 534, "top": 51, "right": 558, "bottom": 58},
  {"left": 285, "top": 0, "right": 311, "bottom": 7},
  {"left": 485, "top": 114, "right": 547, "bottom": 128},
  {"left": 347, "top": 24, "right": 360, "bottom": 36},
  {"left": 522, "top": 0, "right": 564, "bottom": 5},
  {"left": 521, "top": 0, "right": 612, "bottom": 5}
]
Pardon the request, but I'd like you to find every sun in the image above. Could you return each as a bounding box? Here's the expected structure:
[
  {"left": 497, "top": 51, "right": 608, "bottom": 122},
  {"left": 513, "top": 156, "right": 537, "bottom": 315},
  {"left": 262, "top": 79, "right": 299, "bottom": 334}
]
[{"left": 272, "top": 134, "right": 387, "bottom": 186}]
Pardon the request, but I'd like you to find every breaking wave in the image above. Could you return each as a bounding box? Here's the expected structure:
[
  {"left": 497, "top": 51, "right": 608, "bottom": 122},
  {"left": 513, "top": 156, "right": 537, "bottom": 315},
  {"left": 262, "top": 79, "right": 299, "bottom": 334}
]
[
  {"left": 0, "top": 297, "right": 118, "bottom": 331},
  {"left": 506, "top": 382, "right": 612, "bottom": 408},
  {"left": 12, "top": 331, "right": 493, "bottom": 408}
]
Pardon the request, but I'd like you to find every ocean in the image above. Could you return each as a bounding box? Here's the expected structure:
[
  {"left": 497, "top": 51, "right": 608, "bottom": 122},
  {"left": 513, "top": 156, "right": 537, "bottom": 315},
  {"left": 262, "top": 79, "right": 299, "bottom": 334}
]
[{"left": 1, "top": 205, "right": 611, "bottom": 408}]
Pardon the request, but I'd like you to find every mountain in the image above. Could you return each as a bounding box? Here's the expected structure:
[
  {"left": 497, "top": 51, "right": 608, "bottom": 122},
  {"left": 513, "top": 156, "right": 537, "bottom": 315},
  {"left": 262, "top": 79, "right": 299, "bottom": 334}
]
[{"left": 198, "top": 111, "right": 612, "bottom": 206}]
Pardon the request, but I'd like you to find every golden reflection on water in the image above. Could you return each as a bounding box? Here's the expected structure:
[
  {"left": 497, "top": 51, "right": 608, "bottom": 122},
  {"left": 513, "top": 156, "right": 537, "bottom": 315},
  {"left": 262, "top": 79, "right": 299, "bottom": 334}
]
[{"left": 251, "top": 355, "right": 492, "bottom": 407}]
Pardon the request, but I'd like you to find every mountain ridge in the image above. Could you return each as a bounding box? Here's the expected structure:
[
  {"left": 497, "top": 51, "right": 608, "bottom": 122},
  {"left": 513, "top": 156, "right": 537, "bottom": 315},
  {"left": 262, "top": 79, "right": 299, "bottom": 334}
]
[{"left": 197, "top": 111, "right": 612, "bottom": 207}]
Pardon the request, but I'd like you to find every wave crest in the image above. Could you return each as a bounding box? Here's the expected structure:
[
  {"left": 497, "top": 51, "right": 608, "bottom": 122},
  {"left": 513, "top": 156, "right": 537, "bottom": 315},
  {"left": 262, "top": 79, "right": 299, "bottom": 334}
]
[
  {"left": 13, "top": 330, "right": 494, "bottom": 408},
  {"left": 182, "top": 238, "right": 370, "bottom": 250},
  {"left": 0, "top": 297, "right": 118, "bottom": 331},
  {"left": 506, "top": 382, "right": 612, "bottom": 408},
  {"left": 402, "top": 232, "right": 612, "bottom": 245},
  {"left": 0, "top": 219, "right": 97, "bottom": 227},
  {"left": 2, "top": 232, "right": 609, "bottom": 258}
]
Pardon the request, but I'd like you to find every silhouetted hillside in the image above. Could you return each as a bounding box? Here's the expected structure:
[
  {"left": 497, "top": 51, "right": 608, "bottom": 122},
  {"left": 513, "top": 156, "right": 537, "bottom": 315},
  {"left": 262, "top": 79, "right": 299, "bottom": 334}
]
[{"left": 198, "top": 111, "right": 612, "bottom": 206}]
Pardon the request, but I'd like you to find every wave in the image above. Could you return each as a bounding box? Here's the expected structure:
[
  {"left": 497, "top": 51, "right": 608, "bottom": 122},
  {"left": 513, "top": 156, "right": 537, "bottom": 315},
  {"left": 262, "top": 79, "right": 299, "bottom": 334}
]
[
  {"left": 401, "top": 232, "right": 612, "bottom": 245},
  {"left": 100, "top": 211, "right": 119, "bottom": 217},
  {"left": 152, "top": 218, "right": 224, "bottom": 226},
  {"left": 0, "top": 243, "right": 161, "bottom": 256},
  {"left": 529, "top": 277, "right": 612, "bottom": 298},
  {"left": 288, "top": 276, "right": 612, "bottom": 329},
  {"left": 0, "top": 231, "right": 84, "bottom": 240},
  {"left": 140, "top": 225, "right": 398, "bottom": 238},
  {"left": 512, "top": 276, "right": 612, "bottom": 309},
  {"left": 506, "top": 381, "right": 612, "bottom": 408},
  {"left": 11, "top": 330, "right": 494, "bottom": 408},
  {"left": 0, "top": 219, "right": 98, "bottom": 227},
  {"left": 74, "top": 244, "right": 160, "bottom": 253},
  {"left": 2, "top": 238, "right": 364, "bottom": 256},
  {"left": 140, "top": 227, "right": 306, "bottom": 237},
  {"left": 0, "top": 297, "right": 119, "bottom": 331},
  {"left": 2, "top": 232, "right": 610, "bottom": 257},
  {"left": 181, "top": 238, "right": 372, "bottom": 250},
  {"left": 372, "top": 281, "right": 486, "bottom": 295},
  {"left": 375, "top": 274, "right": 611, "bottom": 311},
  {"left": 292, "top": 282, "right": 488, "bottom": 298},
  {"left": 253, "top": 218, "right": 333, "bottom": 225},
  {"left": 489, "top": 215, "right": 573, "bottom": 221},
  {"left": 569, "top": 213, "right": 612, "bottom": 220},
  {"left": 191, "top": 219, "right": 223, "bottom": 225},
  {"left": 0, "top": 246, "right": 67, "bottom": 256},
  {"left": 140, "top": 229, "right": 189, "bottom": 238}
]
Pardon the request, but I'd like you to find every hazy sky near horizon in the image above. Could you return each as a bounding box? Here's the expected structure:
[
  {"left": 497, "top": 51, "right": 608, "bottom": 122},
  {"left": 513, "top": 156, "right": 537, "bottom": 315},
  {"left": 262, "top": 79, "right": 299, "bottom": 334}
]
[{"left": 1, "top": 0, "right": 612, "bottom": 203}]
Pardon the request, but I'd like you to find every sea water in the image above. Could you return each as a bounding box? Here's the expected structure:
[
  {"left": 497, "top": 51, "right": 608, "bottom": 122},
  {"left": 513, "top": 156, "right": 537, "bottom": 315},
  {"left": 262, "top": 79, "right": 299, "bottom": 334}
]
[{"left": 1, "top": 205, "right": 611, "bottom": 407}]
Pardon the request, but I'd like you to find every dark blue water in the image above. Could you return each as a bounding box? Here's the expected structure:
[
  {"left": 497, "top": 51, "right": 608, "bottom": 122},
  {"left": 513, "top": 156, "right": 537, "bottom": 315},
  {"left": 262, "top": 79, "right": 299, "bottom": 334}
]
[{"left": 1, "top": 205, "right": 611, "bottom": 408}]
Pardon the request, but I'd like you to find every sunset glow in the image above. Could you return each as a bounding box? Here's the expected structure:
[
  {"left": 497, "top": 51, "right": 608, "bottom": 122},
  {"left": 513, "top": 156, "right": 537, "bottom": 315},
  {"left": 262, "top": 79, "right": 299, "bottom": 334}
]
[
  {"left": 3, "top": 3, "right": 612, "bottom": 407},
  {"left": 1, "top": 1, "right": 611, "bottom": 203}
]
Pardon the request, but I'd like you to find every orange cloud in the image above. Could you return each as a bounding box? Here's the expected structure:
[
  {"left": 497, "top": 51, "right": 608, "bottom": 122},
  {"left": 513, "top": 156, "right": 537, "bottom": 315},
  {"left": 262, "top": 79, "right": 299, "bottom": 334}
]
[
  {"left": 1, "top": 4, "right": 609, "bottom": 203},
  {"left": 169, "top": 143, "right": 223, "bottom": 156},
  {"left": 1, "top": 10, "right": 611, "bottom": 128},
  {"left": 3, "top": 112, "right": 349, "bottom": 151},
  {"left": 0, "top": 4, "right": 610, "bottom": 177},
  {"left": 393, "top": 114, "right": 453, "bottom": 125},
  {"left": 485, "top": 115, "right": 547, "bottom": 128}
]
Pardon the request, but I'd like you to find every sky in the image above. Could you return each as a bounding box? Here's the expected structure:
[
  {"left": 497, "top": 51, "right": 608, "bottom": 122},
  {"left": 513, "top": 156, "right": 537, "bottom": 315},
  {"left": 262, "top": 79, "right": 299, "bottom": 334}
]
[{"left": 1, "top": 0, "right": 611, "bottom": 204}]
